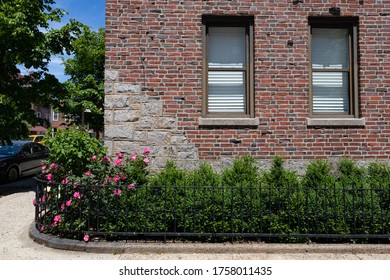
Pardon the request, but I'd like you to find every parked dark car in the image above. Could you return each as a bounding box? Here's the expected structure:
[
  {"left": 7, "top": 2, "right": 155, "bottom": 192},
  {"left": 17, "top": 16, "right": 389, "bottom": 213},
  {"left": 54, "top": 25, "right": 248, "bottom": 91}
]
[{"left": 0, "top": 140, "right": 49, "bottom": 182}]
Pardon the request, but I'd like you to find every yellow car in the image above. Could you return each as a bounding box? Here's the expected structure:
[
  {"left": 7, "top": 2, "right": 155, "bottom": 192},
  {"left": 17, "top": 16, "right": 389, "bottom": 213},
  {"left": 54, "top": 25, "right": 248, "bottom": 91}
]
[{"left": 28, "top": 135, "right": 45, "bottom": 145}]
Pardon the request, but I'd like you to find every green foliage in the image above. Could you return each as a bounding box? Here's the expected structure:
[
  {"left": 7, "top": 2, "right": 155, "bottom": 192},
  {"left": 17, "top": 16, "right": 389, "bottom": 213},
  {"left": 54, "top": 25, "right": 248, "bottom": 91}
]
[
  {"left": 338, "top": 158, "right": 366, "bottom": 187},
  {"left": 149, "top": 160, "right": 187, "bottom": 187},
  {"left": 222, "top": 155, "right": 260, "bottom": 187},
  {"left": 187, "top": 162, "right": 222, "bottom": 187},
  {"left": 36, "top": 154, "right": 390, "bottom": 242},
  {"left": 0, "top": 0, "right": 82, "bottom": 141},
  {"left": 367, "top": 162, "right": 390, "bottom": 187},
  {"left": 58, "top": 26, "right": 105, "bottom": 134},
  {"left": 43, "top": 126, "right": 105, "bottom": 177},
  {"left": 263, "top": 156, "right": 299, "bottom": 187},
  {"left": 302, "top": 159, "right": 335, "bottom": 188}
]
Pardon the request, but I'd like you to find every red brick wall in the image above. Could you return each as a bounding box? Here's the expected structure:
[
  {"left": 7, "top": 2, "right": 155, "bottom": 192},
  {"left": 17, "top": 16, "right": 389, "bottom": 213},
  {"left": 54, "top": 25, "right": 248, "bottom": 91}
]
[{"left": 105, "top": 0, "right": 390, "bottom": 162}]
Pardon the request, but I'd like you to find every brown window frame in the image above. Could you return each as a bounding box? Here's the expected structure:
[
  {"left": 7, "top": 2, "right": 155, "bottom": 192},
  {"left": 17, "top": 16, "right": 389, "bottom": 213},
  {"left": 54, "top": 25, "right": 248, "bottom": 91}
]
[
  {"left": 308, "top": 17, "right": 359, "bottom": 119},
  {"left": 202, "top": 16, "right": 254, "bottom": 118}
]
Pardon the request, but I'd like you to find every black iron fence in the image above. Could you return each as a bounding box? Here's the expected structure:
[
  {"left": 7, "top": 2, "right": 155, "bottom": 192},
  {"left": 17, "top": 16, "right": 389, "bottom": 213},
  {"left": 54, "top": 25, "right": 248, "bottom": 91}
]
[{"left": 35, "top": 176, "right": 390, "bottom": 242}]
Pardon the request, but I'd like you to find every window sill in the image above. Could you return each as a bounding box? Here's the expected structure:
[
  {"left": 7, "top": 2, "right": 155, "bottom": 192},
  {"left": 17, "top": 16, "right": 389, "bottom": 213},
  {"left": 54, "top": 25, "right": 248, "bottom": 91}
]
[
  {"left": 307, "top": 118, "right": 365, "bottom": 127},
  {"left": 199, "top": 117, "right": 259, "bottom": 127}
]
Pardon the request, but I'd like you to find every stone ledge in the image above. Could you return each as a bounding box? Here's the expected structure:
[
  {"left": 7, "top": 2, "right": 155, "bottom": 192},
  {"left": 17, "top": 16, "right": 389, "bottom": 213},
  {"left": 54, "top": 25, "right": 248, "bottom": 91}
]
[
  {"left": 307, "top": 118, "right": 365, "bottom": 127},
  {"left": 199, "top": 118, "right": 259, "bottom": 127}
]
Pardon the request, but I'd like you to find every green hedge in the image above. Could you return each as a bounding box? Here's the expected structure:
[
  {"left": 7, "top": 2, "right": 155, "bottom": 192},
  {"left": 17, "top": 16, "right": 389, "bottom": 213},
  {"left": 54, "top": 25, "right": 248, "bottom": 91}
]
[{"left": 37, "top": 156, "right": 390, "bottom": 242}]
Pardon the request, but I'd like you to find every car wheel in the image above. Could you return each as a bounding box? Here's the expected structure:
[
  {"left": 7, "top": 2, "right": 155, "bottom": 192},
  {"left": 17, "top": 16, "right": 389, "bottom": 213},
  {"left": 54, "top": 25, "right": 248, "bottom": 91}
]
[{"left": 7, "top": 167, "right": 18, "bottom": 182}]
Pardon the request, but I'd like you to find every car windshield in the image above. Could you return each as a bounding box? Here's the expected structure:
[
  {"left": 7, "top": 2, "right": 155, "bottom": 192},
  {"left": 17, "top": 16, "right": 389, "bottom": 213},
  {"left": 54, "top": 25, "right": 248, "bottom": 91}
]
[{"left": 0, "top": 143, "right": 23, "bottom": 155}]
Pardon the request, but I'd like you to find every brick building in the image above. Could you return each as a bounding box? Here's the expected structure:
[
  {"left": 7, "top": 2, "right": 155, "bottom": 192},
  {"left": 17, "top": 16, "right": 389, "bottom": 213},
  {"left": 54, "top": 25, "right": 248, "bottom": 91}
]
[{"left": 104, "top": 0, "right": 390, "bottom": 171}]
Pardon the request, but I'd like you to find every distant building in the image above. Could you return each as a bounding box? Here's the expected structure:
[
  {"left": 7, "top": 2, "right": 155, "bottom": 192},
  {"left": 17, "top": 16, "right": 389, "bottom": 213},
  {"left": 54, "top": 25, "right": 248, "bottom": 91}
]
[{"left": 31, "top": 104, "right": 72, "bottom": 133}]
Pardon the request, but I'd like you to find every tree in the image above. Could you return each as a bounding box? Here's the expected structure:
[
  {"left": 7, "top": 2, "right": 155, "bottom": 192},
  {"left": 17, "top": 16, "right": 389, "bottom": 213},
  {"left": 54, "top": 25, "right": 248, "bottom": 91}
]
[
  {"left": 59, "top": 26, "right": 105, "bottom": 136},
  {"left": 0, "top": 0, "right": 81, "bottom": 141}
]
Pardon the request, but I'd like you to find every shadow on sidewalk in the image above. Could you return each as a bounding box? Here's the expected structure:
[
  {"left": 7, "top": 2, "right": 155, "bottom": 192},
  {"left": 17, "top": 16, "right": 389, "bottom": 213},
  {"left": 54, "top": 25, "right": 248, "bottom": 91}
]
[{"left": 0, "top": 176, "right": 36, "bottom": 197}]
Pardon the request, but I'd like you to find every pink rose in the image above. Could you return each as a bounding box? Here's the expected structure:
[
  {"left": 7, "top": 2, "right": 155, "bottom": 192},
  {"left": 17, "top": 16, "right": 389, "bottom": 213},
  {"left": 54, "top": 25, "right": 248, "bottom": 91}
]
[
  {"left": 66, "top": 199, "right": 72, "bottom": 207},
  {"left": 130, "top": 154, "right": 138, "bottom": 161},
  {"left": 83, "top": 234, "right": 89, "bottom": 242},
  {"left": 114, "top": 189, "right": 122, "bottom": 196},
  {"left": 128, "top": 183, "right": 135, "bottom": 190},
  {"left": 143, "top": 158, "right": 150, "bottom": 164},
  {"left": 102, "top": 157, "right": 111, "bottom": 163},
  {"left": 143, "top": 147, "right": 151, "bottom": 154},
  {"left": 91, "top": 155, "right": 97, "bottom": 161},
  {"left": 32, "top": 198, "right": 36, "bottom": 206},
  {"left": 46, "top": 173, "right": 52, "bottom": 182},
  {"left": 73, "top": 192, "right": 81, "bottom": 199},
  {"left": 85, "top": 171, "right": 92, "bottom": 176}
]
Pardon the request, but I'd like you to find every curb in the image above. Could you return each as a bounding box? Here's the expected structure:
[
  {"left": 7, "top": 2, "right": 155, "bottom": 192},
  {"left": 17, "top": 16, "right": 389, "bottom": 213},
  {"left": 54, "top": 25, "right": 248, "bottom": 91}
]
[{"left": 29, "top": 223, "right": 390, "bottom": 255}]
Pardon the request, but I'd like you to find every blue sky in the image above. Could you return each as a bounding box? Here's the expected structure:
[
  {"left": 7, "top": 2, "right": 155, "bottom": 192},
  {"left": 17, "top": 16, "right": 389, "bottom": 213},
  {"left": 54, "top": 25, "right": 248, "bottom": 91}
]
[{"left": 47, "top": 0, "right": 106, "bottom": 81}]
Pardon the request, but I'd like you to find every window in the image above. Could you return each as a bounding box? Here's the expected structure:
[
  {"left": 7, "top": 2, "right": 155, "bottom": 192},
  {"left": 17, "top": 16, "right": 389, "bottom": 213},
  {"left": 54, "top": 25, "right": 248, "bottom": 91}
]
[
  {"left": 309, "top": 17, "right": 359, "bottom": 118},
  {"left": 202, "top": 16, "right": 254, "bottom": 118},
  {"left": 52, "top": 110, "right": 59, "bottom": 121}
]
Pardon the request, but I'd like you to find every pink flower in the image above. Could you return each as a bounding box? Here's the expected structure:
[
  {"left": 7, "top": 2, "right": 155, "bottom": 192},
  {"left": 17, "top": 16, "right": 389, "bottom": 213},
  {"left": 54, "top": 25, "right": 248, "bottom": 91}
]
[
  {"left": 41, "top": 196, "right": 46, "bottom": 203},
  {"left": 113, "top": 176, "right": 120, "bottom": 183},
  {"left": 73, "top": 182, "right": 79, "bottom": 188},
  {"left": 130, "top": 154, "right": 138, "bottom": 161},
  {"left": 91, "top": 155, "right": 97, "bottom": 161},
  {"left": 73, "top": 192, "right": 81, "bottom": 199},
  {"left": 117, "top": 153, "right": 123, "bottom": 159},
  {"left": 143, "top": 158, "right": 150, "bottom": 164},
  {"left": 60, "top": 204, "right": 65, "bottom": 212},
  {"left": 54, "top": 215, "right": 62, "bottom": 223},
  {"left": 52, "top": 222, "right": 57, "bottom": 228},
  {"left": 46, "top": 173, "right": 52, "bottom": 182},
  {"left": 85, "top": 170, "right": 92, "bottom": 176},
  {"left": 41, "top": 165, "right": 47, "bottom": 171},
  {"left": 50, "top": 163, "right": 58, "bottom": 169},
  {"left": 40, "top": 226, "right": 45, "bottom": 233},
  {"left": 61, "top": 178, "right": 69, "bottom": 185},
  {"left": 114, "top": 189, "right": 122, "bottom": 196},
  {"left": 83, "top": 234, "right": 89, "bottom": 242},
  {"left": 32, "top": 198, "right": 36, "bottom": 206},
  {"left": 102, "top": 157, "right": 111, "bottom": 163},
  {"left": 114, "top": 158, "right": 122, "bottom": 166},
  {"left": 128, "top": 183, "right": 135, "bottom": 190},
  {"left": 66, "top": 199, "right": 72, "bottom": 207},
  {"left": 143, "top": 147, "right": 151, "bottom": 154}
]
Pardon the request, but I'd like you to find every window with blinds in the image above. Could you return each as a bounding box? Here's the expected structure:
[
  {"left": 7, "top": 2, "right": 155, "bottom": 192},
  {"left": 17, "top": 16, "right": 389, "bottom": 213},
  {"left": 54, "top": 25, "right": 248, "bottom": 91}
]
[
  {"left": 309, "top": 18, "right": 359, "bottom": 118},
  {"left": 202, "top": 16, "right": 254, "bottom": 118}
]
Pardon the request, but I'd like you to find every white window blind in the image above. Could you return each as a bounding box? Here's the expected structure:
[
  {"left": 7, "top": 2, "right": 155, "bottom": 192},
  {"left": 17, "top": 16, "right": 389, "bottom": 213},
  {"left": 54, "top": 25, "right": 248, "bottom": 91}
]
[
  {"left": 312, "top": 72, "right": 349, "bottom": 112},
  {"left": 208, "top": 71, "right": 245, "bottom": 112},
  {"left": 207, "top": 27, "right": 246, "bottom": 113},
  {"left": 312, "top": 28, "right": 350, "bottom": 113}
]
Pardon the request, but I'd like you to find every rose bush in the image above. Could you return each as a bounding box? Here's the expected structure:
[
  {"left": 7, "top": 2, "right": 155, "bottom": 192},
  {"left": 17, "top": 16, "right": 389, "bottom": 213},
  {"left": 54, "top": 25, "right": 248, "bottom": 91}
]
[{"left": 36, "top": 128, "right": 151, "bottom": 241}]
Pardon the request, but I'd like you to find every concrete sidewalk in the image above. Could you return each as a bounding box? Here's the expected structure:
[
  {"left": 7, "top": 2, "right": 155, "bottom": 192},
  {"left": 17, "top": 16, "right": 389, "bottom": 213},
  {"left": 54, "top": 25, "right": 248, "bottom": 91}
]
[{"left": 1, "top": 191, "right": 390, "bottom": 260}]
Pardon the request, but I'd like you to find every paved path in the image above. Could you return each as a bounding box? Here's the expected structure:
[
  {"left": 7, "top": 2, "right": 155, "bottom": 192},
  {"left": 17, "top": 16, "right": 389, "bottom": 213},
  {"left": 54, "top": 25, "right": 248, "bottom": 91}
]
[{"left": 1, "top": 191, "right": 390, "bottom": 260}]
